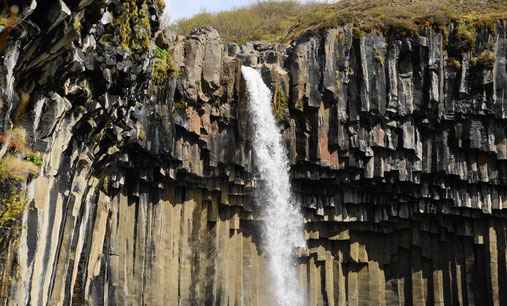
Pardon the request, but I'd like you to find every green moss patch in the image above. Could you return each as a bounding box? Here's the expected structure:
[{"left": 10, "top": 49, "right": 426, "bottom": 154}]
[
  {"left": 446, "top": 57, "right": 461, "bottom": 70},
  {"left": 470, "top": 50, "right": 496, "bottom": 69},
  {"left": 153, "top": 46, "right": 177, "bottom": 85},
  {"left": 116, "top": 0, "right": 151, "bottom": 54},
  {"left": 272, "top": 86, "right": 288, "bottom": 124}
]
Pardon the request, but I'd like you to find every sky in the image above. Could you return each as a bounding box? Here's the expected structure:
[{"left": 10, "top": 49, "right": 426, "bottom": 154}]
[{"left": 162, "top": 0, "right": 331, "bottom": 23}]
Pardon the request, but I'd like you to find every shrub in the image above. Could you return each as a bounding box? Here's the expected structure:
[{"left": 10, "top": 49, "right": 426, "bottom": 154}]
[
  {"left": 1, "top": 127, "right": 28, "bottom": 152},
  {"left": 0, "top": 154, "right": 40, "bottom": 181},
  {"left": 172, "top": 0, "right": 316, "bottom": 43},
  {"left": 171, "top": 0, "right": 506, "bottom": 44}
]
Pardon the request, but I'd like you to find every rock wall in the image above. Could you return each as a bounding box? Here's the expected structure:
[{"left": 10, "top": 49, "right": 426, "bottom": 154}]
[{"left": 1, "top": 1, "right": 507, "bottom": 305}]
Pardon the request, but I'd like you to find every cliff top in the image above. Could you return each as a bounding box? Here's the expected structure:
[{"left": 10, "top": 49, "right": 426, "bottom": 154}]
[{"left": 172, "top": 0, "right": 507, "bottom": 44}]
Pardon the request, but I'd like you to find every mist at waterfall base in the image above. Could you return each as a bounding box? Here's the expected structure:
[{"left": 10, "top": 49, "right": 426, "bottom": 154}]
[{"left": 241, "top": 66, "right": 306, "bottom": 306}]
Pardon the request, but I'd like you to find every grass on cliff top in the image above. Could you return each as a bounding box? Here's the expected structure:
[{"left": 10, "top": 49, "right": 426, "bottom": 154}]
[{"left": 171, "top": 0, "right": 507, "bottom": 43}]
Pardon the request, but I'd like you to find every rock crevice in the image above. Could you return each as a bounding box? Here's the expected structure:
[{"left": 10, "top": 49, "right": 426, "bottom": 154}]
[{"left": 0, "top": 1, "right": 506, "bottom": 305}]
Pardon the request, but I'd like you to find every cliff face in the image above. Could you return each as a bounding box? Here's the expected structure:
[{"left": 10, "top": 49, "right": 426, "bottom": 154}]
[{"left": 1, "top": 1, "right": 507, "bottom": 305}]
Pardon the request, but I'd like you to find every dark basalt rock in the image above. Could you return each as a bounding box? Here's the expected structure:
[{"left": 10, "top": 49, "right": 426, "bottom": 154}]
[{"left": 0, "top": 1, "right": 507, "bottom": 305}]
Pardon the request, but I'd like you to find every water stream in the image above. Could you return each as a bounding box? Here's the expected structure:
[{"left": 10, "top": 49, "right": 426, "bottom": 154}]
[{"left": 241, "top": 66, "right": 306, "bottom": 306}]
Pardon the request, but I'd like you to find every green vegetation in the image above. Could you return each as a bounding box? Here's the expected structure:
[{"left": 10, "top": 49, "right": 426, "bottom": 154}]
[
  {"left": 446, "top": 57, "right": 461, "bottom": 70},
  {"left": 9, "top": 127, "right": 26, "bottom": 148},
  {"left": 155, "top": 0, "right": 166, "bottom": 11},
  {"left": 173, "top": 0, "right": 313, "bottom": 44},
  {"left": 156, "top": 45, "right": 170, "bottom": 59},
  {"left": 0, "top": 127, "right": 39, "bottom": 255},
  {"left": 171, "top": 0, "right": 506, "bottom": 44},
  {"left": 138, "top": 129, "right": 145, "bottom": 141},
  {"left": 272, "top": 86, "right": 288, "bottom": 124},
  {"left": 373, "top": 46, "right": 383, "bottom": 67},
  {"left": 0, "top": 188, "right": 29, "bottom": 292},
  {"left": 99, "top": 34, "right": 114, "bottom": 45},
  {"left": 0, "top": 127, "right": 40, "bottom": 181},
  {"left": 0, "top": 154, "right": 40, "bottom": 181},
  {"left": 0, "top": 5, "right": 21, "bottom": 54},
  {"left": 175, "top": 99, "right": 187, "bottom": 109},
  {"left": 454, "top": 21, "right": 476, "bottom": 51},
  {"left": 0, "top": 192, "right": 29, "bottom": 245},
  {"left": 470, "top": 50, "right": 496, "bottom": 69},
  {"left": 26, "top": 152, "right": 43, "bottom": 166},
  {"left": 153, "top": 46, "right": 177, "bottom": 85},
  {"left": 116, "top": 1, "right": 151, "bottom": 54}
]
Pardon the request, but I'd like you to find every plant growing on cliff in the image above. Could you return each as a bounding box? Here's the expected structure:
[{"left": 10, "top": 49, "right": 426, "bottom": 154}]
[
  {"left": 0, "top": 155, "right": 39, "bottom": 182},
  {"left": 175, "top": 99, "right": 187, "bottom": 109},
  {"left": 446, "top": 57, "right": 461, "bottom": 70},
  {"left": 4, "top": 127, "right": 27, "bottom": 150},
  {"left": 117, "top": 1, "right": 151, "bottom": 55},
  {"left": 373, "top": 46, "right": 383, "bottom": 67},
  {"left": 156, "top": 45, "right": 169, "bottom": 59},
  {"left": 453, "top": 21, "right": 476, "bottom": 52},
  {"left": 0, "top": 125, "right": 41, "bottom": 181},
  {"left": 153, "top": 46, "right": 177, "bottom": 85},
  {"left": 272, "top": 86, "right": 288, "bottom": 124},
  {"left": 0, "top": 193, "right": 29, "bottom": 238},
  {"left": 172, "top": 0, "right": 506, "bottom": 44},
  {"left": 26, "top": 152, "right": 43, "bottom": 166},
  {"left": 0, "top": 5, "right": 21, "bottom": 55},
  {"left": 0, "top": 190, "right": 31, "bottom": 288},
  {"left": 470, "top": 50, "right": 496, "bottom": 69},
  {"left": 138, "top": 128, "right": 146, "bottom": 141}
]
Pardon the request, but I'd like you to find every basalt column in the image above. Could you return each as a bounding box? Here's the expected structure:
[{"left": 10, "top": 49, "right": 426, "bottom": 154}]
[{"left": 0, "top": 1, "right": 506, "bottom": 305}]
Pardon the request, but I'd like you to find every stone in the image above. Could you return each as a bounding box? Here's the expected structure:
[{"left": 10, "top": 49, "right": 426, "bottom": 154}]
[{"left": 2, "top": 2, "right": 507, "bottom": 305}]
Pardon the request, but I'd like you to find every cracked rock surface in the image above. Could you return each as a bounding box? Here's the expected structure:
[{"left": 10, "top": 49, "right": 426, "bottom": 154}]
[{"left": 0, "top": 1, "right": 507, "bottom": 305}]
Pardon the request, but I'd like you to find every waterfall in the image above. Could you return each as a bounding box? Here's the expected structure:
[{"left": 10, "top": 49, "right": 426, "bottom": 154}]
[{"left": 241, "top": 66, "right": 306, "bottom": 306}]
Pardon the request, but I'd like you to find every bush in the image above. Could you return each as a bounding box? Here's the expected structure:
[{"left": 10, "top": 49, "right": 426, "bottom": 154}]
[
  {"left": 0, "top": 154, "right": 40, "bottom": 181},
  {"left": 172, "top": 0, "right": 320, "bottom": 43},
  {"left": 171, "top": 0, "right": 506, "bottom": 43}
]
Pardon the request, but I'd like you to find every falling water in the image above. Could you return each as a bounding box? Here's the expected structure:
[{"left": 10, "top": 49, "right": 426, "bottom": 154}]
[{"left": 241, "top": 66, "right": 306, "bottom": 306}]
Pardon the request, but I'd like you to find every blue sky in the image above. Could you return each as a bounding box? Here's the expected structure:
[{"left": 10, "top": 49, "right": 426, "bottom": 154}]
[
  {"left": 163, "top": 0, "right": 331, "bottom": 22},
  {"left": 164, "top": 0, "right": 248, "bottom": 21}
]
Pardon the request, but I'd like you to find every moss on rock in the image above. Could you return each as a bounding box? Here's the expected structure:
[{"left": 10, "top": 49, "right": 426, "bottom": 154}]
[
  {"left": 470, "top": 50, "right": 496, "bottom": 69},
  {"left": 152, "top": 46, "right": 177, "bottom": 85},
  {"left": 116, "top": 0, "right": 151, "bottom": 55},
  {"left": 272, "top": 85, "right": 288, "bottom": 124}
]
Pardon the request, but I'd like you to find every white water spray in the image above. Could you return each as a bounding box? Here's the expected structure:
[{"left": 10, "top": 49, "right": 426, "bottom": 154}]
[{"left": 241, "top": 66, "right": 306, "bottom": 306}]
